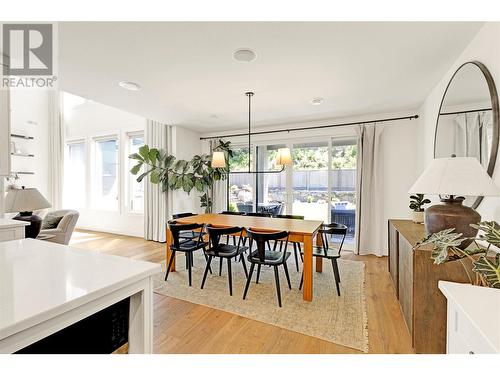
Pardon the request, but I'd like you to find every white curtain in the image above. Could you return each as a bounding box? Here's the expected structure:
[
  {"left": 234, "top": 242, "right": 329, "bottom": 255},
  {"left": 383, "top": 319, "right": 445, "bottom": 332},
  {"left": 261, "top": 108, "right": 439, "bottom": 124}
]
[
  {"left": 144, "top": 120, "right": 172, "bottom": 242},
  {"left": 355, "top": 123, "right": 385, "bottom": 256},
  {"left": 453, "top": 111, "right": 491, "bottom": 165},
  {"left": 48, "top": 91, "right": 64, "bottom": 210},
  {"left": 210, "top": 139, "right": 228, "bottom": 213}
]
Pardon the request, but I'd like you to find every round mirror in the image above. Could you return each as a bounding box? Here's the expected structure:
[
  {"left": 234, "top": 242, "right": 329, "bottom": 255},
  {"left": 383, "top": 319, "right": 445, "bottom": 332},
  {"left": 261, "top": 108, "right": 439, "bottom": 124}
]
[{"left": 434, "top": 61, "right": 499, "bottom": 208}]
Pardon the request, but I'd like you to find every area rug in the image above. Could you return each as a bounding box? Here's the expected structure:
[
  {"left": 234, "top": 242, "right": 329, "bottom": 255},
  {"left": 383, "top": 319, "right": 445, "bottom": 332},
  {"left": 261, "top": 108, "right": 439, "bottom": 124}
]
[{"left": 153, "top": 252, "right": 368, "bottom": 352}]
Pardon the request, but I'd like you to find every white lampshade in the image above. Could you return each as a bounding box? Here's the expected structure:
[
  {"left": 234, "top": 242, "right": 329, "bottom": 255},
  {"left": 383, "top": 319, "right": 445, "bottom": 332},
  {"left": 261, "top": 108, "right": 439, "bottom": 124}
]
[
  {"left": 5, "top": 187, "right": 51, "bottom": 213},
  {"left": 211, "top": 151, "right": 226, "bottom": 168},
  {"left": 408, "top": 157, "right": 500, "bottom": 196},
  {"left": 276, "top": 148, "right": 292, "bottom": 166}
]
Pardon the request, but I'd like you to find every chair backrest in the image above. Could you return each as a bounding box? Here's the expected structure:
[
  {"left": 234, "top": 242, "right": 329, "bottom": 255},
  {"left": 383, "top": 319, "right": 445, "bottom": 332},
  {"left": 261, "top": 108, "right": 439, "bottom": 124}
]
[
  {"left": 236, "top": 203, "right": 253, "bottom": 213},
  {"left": 172, "top": 212, "right": 194, "bottom": 219},
  {"left": 168, "top": 221, "right": 204, "bottom": 249},
  {"left": 276, "top": 214, "right": 304, "bottom": 220},
  {"left": 220, "top": 211, "right": 245, "bottom": 215},
  {"left": 318, "top": 222, "right": 348, "bottom": 256},
  {"left": 245, "top": 212, "right": 271, "bottom": 217},
  {"left": 206, "top": 225, "right": 244, "bottom": 255},
  {"left": 246, "top": 229, "right": 289, "bottom": 262}
]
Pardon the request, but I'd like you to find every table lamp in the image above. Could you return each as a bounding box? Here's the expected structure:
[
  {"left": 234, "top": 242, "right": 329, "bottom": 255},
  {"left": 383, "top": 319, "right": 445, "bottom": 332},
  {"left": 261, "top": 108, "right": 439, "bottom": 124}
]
[
  {"left": 5, "top": 186, "right": 51, "bottom": 238},
  {"left": 408, "top": 156, "right": 500, "bottom": 247}
]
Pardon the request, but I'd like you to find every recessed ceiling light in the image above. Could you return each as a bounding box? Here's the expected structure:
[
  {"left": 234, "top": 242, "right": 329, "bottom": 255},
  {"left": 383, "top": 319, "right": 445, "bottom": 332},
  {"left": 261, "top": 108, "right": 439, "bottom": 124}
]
[
  {"left": 311, "top": 97, "right": 324, "bottom": 105},
  {"left": 118, "top": 81, "right": 141, "bottom": 91},
  {"left": 210, "top": 114, "right": 219, "bottom": 119},
  {"left": 233, "top": 49, "right": 257, "bottom": 63}
]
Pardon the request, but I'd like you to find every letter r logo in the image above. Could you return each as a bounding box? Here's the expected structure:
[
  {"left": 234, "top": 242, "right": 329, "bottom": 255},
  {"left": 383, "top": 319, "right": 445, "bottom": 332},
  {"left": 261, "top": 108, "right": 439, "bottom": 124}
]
[{"left": 2, "top": 24, "right": 53, "bottom": 76}]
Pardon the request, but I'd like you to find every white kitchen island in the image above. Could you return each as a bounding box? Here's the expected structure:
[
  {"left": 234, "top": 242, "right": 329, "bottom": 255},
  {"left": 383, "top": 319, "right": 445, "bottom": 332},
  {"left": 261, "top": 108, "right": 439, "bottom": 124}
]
[{"left": 0, "top": 238, "right": 161, "bottom": 354}]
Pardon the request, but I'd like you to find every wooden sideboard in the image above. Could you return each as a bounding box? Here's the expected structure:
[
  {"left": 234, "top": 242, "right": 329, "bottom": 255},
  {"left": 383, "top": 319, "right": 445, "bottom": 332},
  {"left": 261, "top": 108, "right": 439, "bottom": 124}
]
[{"left": 388, "top": 219, "right": 470, "bottom": 354}]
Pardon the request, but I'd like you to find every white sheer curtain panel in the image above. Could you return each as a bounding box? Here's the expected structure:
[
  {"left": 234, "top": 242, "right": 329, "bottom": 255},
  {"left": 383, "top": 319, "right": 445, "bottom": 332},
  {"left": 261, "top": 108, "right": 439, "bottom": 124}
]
[
  {"left": 354, "top": 123, "right": 386, "bottom": 256},
  {"left": 144, "top": 120, "right": 172, "bottom": 242},
  {"left": 210, "top": 139, "right": 228, "bottom": 213}
]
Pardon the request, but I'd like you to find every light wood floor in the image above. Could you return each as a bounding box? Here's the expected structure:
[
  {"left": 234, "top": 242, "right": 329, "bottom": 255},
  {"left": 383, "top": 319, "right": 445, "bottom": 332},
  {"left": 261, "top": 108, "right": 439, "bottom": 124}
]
[{"left": 70, "top": 229, "right": 414, "bottom": 354}]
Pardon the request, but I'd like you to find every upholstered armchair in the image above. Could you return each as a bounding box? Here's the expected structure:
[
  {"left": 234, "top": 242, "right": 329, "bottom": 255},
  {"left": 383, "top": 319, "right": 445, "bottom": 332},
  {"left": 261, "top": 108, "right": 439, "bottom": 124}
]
[{"left": 39, "top": 210, "right": 79, "bottom": 245}]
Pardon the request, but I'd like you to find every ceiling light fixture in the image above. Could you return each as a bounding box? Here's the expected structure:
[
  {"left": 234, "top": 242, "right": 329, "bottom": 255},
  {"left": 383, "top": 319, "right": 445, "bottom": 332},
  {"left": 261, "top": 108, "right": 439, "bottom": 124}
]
[
  {"left": 311, "top": 97, "right": 324, "bottom": 105},
  {"left": 233, "top": 48, "right": 257, "bottom": 63},
  {"left": 118, "top": 81, "right": 141, "bottom": 91},
  {"left": 211, "top": 92, "right": 292, "bottom": 174}
]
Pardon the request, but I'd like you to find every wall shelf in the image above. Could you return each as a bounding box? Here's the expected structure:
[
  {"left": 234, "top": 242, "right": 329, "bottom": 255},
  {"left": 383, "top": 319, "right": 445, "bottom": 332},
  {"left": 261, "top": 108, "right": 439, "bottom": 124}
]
[
  {"left": 11, "top": 153, "right": 34, "bottom": 157},
  {"left": 11, "top": 134, "right": 34, "bottom": 140},
  {"left": 12, "top": 171, "right": 35, "bottom": 175}
]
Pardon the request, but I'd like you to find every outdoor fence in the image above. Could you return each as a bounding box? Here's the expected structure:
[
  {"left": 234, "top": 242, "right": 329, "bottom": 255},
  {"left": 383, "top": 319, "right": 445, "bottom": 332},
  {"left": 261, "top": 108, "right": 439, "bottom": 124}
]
[{"left": 229, "top": 169, "right": 356, "bottom": 191}]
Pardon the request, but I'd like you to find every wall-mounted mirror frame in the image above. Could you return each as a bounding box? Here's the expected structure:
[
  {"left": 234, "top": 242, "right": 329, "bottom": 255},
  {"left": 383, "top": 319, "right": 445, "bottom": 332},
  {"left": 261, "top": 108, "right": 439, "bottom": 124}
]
[{"left": 434, "top": 61, "right": 499, "bottom": 209}]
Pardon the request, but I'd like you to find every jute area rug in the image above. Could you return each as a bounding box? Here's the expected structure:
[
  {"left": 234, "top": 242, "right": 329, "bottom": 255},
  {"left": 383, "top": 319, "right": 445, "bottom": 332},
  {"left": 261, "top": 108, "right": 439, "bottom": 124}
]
[{"left": 153, "top": 252, "right": 368, "bottom": 352}]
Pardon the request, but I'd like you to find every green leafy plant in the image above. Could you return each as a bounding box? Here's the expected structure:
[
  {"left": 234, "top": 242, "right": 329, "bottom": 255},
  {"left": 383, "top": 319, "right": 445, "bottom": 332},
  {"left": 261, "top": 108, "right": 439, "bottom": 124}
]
[
  {"left": 417, "top": 221, "right": 500, "bottom": 288},
  {"left": 129, "top": 140, "right": 232, "bottom": 213},
  {"left": 409, "top": 194, "right": 431, "bottom": 212}
]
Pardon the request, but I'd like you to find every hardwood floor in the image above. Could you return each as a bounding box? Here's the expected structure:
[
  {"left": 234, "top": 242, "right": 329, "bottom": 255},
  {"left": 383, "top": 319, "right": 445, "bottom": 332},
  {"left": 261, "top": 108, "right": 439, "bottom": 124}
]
[{"left": 70, "top": 229, "right": 414, "bottom": 354}]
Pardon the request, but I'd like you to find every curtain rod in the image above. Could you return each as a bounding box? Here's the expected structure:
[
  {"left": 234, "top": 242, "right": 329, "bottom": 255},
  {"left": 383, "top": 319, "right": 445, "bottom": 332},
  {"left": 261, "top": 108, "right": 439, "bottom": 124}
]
[
  {"left": 439, "top": 108, "right": 492, "bottom": 116},
  {"left": 199, "top": 114, "right": 419, "bottom": 140}
]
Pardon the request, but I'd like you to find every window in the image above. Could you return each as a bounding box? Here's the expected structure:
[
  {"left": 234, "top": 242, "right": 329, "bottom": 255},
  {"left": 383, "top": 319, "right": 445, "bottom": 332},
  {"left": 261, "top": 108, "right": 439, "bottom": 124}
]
[
  {"left": 255, "top": 144, "right": 286, "bottom": 216},
  {"left": 64, "top": 141, "right": 86, "bottom": 208},
  {"left": 228, "top": 146, "right": 253, "bottom": 212},
  {"left": 128, "top": 133, "right": 144, "bottom": 213},
  {"left": 92, "top": 137, "right": 119, "bottom": 210}
]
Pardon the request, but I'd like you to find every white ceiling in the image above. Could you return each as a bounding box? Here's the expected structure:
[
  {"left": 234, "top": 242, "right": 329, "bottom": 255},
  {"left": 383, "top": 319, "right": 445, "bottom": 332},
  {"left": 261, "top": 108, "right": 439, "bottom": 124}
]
[{"left": 58, "top": 22, "right": 483, "bottom": 133}]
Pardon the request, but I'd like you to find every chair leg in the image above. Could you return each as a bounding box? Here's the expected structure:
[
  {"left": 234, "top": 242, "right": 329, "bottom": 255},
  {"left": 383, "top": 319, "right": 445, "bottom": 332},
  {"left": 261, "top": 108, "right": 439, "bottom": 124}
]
[
  {"left": 203, "top": 250, "right": 212, "bottom": 274},
  {"left": 243, "top": 263, "right": 255, "bottom": 300},
  {"left": 283, "top": 261, "right": 292, "bottom": 290},
  {"left": 185, "top": 252, "right": 189, "bottom": 269},
  {"left": 165, "top": 250, "right": 176, "bottom": 281},
  {"left": 273, "top": 265, "right": 282, "bottom": 307},
  {"left": 200, "top": 255, "right": 213, "bottom": 289},
  {"left": 255, "top": 264, "right": 262, "bottom": 284},
  {"left": 299, "top": 272, "right": 303, "bottom": 290},
  {"left": 240, "top": 254, "right": 248, "bottom": 278},
  {"left": 227, "top": 258, "right": 233, "bottom": 296},
  {"left": 331, "top": 259, "right": 341, "bottom": 296},
  {"left": 219, "top": 257, "right": 223, "bottom": 276},
  {"left": 293, "top": 243, "right": 299, "bottom": 272},
  {"left": 188, "top": 252, "right": 194, "bottom": 286}
]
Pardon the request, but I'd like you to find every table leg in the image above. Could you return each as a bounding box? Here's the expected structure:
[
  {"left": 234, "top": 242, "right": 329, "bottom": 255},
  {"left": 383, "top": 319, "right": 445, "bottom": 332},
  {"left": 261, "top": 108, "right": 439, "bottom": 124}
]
[
  {"left": 303, "top": 234, "right": 313, "bottom": 302},
  {"left": 166, "top": 227, "right": 176, "bottom": 272},
  {"left": 315, "top": 232, "right": 323, "bottom": 273}
]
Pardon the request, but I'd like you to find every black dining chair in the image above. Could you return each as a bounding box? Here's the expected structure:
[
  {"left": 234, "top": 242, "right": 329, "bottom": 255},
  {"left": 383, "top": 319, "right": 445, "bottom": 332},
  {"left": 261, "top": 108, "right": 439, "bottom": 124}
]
[
  {"left": 220, "top": 211, "right": 245, "bottom": 215},
  {"left": 165, "top": 221, "right": 210, "bottom": 287},
  {"left": 276, "top": 214, "right": 305, "bottom": 272},
  {"left": 299, "top": 222, "right": 347, "bottom": 296},
  {"left": 219, "top": 211, "right": 247, "bottom": 248},
  {"left": 172, "top": 212, "right": 203, "bottom": 269},
  {"left": 243, "top": 229, "right": 291, "bottom": 307},
  {"left": 201, "top": 226, "right": 249, "bottom": 296}
]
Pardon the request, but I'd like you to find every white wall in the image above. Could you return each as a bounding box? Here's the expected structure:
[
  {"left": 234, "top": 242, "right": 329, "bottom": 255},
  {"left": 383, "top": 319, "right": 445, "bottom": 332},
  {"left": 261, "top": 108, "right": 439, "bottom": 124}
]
[
  {"left": 64, "top": 93, "right": 145, "bottom": 237},
  {"left": 7, "top": 89, "right": 51, "bottom": 208},
  {"left": 418, "top": 23, "right": 500, "bottom": 221},
  {"left": 201, "top": 111, "right": 420, "bottom": 255},
  {"left": 171, "top": 126, "right": 203, "bottom": 215}
]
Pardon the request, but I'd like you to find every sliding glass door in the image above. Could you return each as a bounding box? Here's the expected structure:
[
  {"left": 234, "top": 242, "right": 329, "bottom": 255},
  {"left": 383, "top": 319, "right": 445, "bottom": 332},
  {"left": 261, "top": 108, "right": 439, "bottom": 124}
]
[
  {"left": 291, "top": 141, "right": 329, "bottom": 222},
  {"left": 227, "top": 137, "right": 357, "bottom": 248}
]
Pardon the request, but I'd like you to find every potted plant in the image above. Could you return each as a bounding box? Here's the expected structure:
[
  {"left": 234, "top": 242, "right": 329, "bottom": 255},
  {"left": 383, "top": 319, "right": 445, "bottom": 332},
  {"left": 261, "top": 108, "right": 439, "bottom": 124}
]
[
  {"left": 417, "top": 221, "right": 500, "bottom": 288},
  {"left": 129, "top": 140, "right": 232, "bottom": 213},
  {"left": 409, "top": 194, "right": 430, "bottom": 224}
]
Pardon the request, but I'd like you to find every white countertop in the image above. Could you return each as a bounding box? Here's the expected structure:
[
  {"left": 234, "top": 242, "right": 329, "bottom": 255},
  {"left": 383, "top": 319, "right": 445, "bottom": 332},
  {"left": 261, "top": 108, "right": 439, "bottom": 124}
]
[
  {"left": 0, "top": 238, "right": 161, "bottom": 341},
  {"left": 0, "top": 219, "right": 29, "bottom": 228},
  {"left": 439, "top": 281, "right": 500, "bottom": 352}
]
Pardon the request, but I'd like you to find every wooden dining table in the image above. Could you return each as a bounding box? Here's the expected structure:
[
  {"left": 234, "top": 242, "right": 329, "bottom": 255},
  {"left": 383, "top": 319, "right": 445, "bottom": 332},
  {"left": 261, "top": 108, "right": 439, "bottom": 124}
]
[{"left": 165, "top": 213, "right": 324, "bottom": 301}]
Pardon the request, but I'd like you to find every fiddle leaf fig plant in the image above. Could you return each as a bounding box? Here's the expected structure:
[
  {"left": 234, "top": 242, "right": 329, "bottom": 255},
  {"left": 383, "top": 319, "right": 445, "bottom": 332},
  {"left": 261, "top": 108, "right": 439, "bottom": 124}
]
[
  {"left": 129, "top": 140, "right": 232, "bottom": 213},
  {"left": 417, "top": 221, "right": 500, "bottom": 288},
  {"left": 409, "top": 194, "right": 431, "bottom": 212}
]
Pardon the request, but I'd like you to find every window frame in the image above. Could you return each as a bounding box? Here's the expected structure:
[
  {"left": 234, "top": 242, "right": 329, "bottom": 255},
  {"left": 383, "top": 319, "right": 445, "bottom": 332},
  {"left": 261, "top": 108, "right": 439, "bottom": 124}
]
[
  {"left": 64, "top": 138, "right": 87, "bottom": 209},
  {"left": 126, "top": 131, "right": 145, "bottom": 214}
]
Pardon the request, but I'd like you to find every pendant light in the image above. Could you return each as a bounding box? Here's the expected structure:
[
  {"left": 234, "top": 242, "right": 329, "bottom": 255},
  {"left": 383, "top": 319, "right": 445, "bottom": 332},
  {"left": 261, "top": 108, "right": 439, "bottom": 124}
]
[{"left": 211, "top": 92, "right": 292, "bottom": 173}]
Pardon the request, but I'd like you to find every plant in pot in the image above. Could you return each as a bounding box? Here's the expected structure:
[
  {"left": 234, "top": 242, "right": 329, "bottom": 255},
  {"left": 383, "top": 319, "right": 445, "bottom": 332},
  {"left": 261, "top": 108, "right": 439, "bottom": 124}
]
[
  {"left": 409, "top": 194, "right": 431, "bottom": 224},
  {"left": 417, "top": 221, "right": 500, "bottom": 288},
  {"left": 129, "top": 140, "right": 232, "bottom": 213}
]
